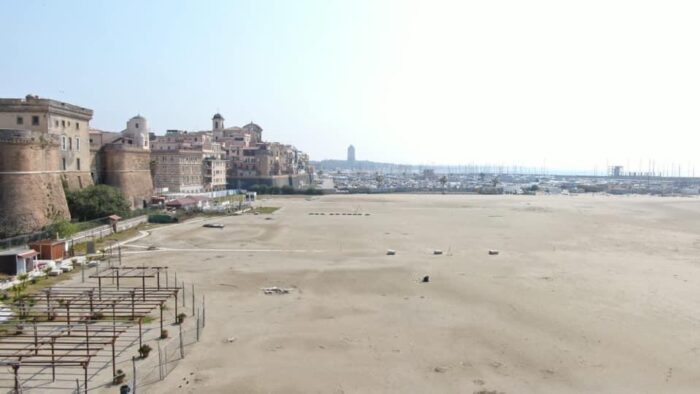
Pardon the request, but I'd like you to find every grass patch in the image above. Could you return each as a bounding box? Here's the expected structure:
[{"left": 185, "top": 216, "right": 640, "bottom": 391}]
[{"left": 251, "top": 206, "right": 280, "bottom": 214}]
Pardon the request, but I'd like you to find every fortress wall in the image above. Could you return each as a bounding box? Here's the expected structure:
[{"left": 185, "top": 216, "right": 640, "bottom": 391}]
[
  {"left": 228, "top": 174, "right": 312, "bottom": 190},
  {"left": 103, "top": 146, "right": 153, "bottom": 208},
  {"left": 0, "top": 130, "right": 70, "bottom": 237}
]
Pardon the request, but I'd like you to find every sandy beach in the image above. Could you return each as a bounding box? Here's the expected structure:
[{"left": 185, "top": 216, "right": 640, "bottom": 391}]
[{"left": 96, "top": 194, "right": 700, "bottom": 393}]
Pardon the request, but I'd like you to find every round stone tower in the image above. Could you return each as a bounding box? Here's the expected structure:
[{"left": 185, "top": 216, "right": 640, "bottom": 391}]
[
  {"left": 0, "top": 129, "right": 71, "bottom": 237},
  {"left": 125, "top": 115, "right": 149, "bottom": 149},
  {"left": 102, "top": 116, "right": 154, "bottom": 209}
]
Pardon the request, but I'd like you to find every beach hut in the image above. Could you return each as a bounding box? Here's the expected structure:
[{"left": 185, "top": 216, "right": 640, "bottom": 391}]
[
  {"left": 0, "top": 249, "right": 38, "bottom": 276},
  {"left": 29, "top": 239, "right": 66, "bottom": 261}
]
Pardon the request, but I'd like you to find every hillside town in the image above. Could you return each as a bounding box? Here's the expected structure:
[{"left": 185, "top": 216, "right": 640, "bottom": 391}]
[{"left": 0, "top": 95, "right": 313, "bottom": 237}]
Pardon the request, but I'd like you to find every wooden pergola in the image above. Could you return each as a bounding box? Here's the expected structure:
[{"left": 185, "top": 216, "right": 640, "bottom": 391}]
[{"left": 0, "top": 265, "right": 181, "bottom": 393}]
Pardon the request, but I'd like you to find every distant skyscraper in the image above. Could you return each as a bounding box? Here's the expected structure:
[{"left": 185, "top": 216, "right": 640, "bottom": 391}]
[{"left": 347, "top": 145, "right": 356, "bottom": 163}]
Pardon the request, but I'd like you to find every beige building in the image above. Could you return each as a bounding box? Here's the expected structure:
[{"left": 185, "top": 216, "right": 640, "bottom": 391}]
[
  {"left": 0, "top": 95, "right": 93, "bottom": 190},
  {"left": 152, "top": 130, "right": 226, "bottom": 193}
]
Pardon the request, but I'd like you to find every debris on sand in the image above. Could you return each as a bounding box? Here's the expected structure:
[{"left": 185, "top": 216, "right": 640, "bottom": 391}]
[
  {"left": 421, "top": 276, "right": 430, "bottom": 283},
  {"left": 434, "top": 366, "right": 448, "bottom": 373},
  {"left": 386, "top": 249, "right": 396, "bottom": 255},
  {"left": 262, "top": 287, "right": 292, "bottom": 295},
  {"left": 433, "top": 250, "right": 443, "bottom": 255},
  {"left": 225, "top": 337, "right": 237, "bottom": 343},
  {"left": 488, "top": 250, "right": 499, "bottom": 255}
]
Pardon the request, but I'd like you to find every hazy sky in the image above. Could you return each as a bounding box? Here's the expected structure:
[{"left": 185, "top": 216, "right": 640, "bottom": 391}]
[{"left": 2, "top": 0, "right": 700, "bottom": 174}]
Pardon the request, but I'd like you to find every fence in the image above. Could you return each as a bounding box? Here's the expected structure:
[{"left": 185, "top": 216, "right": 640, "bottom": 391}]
[
  {"left": 0, "top": 230, "right": 51, "bottom": 251},
  {"left": 0, "top": 215, "right": 148, "bottom": 251},
  {"left": 116, "top": 289, "right": 207, "bottom": 393}
]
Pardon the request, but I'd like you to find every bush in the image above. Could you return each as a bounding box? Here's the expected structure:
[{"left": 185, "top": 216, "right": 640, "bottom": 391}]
[
  {"left": 138, "top": 344, "right": 152, "bottom": 358},
  {"left": 45, "top": 219, "right": 79, "bottom": 238},
  {"left": 113, "top": 369, "right": 126, "bottom": 385},
  {"left": 160, "top": 329, "right": 169, "bottom": 339},
  {"left": 176, "top": 313, "right": 187, "bottom": 325},
  {"left": 66, "top": 184, "right": 131, "bottom": 221}
]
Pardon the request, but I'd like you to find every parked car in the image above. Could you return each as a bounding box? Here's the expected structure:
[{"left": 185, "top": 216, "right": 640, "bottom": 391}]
[
  {"left": 59, "top": 262, "right": 74, "bottom": 272},
  {"left": 203, "top": 223, "right": 225, "bottom": 229}
]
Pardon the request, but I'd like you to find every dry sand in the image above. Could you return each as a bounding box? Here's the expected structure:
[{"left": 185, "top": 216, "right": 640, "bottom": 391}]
[{"left": 107, "top": 194, "right": 700, "bottom": 393}]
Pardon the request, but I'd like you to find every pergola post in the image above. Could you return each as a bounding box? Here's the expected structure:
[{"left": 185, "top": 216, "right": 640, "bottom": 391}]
[
  {"left": 112, "top": 300, "right": 117, "bottom": 378},
  {"left": 50, "top": 337, "right": 56, "bottom": 382},
  {"left": 66, "top": 301, "right": 71, "bottom": 335},
  {"left": 12, "top": 364, "right": 19, "bottom": 394},
  {"left": 33, "top": 319, "right": 38, "bottom": 355}
]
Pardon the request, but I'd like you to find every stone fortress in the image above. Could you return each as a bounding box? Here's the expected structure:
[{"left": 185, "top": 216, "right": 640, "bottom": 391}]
[
  {"left": 0, "top": 95, "right": 153, "bottom": 237},
  {"left": 0, "top": 95, "right": 314, "bottom": 237}
]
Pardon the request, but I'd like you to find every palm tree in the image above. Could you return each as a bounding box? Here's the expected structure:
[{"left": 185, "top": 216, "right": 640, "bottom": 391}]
[{"left": 439, "top": 176, "right": 448, "bottom": 194}]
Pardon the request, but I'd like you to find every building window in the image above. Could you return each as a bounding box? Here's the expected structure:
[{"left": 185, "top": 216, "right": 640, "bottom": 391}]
[
  {"left": 135, "top": 123, "right": 139, "bottom": 129},
  {"left": 62, "top": 158, "right": 66, "bottom": 170},
  {"left": 32, "top": 116, "right": 39, "bottom": 126},
  {"left": 69, "top": 137, "right": 72, "bottom": 150},
  {"left": 61, "top": 136, "right": 67, "bottom": 151},
  {"left": 62, "top": 120, "right": 65, "bottom": 128},
  {"left": 76, "top": 137, "right": 80, "bottom": 151},
  {"left": 76, "top": 122, "right": 80, "bottom": 130},
  {"left": 76, "top": 158, "right": 81, "bottom": 170},
  {"left": 16, "top": 116, "right": 23, "bottom": 125},
  {"left": 55, "top": 120, "right": 59, "bottom": 127}
]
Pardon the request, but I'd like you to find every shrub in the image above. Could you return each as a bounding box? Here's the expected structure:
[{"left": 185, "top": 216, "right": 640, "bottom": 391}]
[
  {"left": 113, "top": 369, "right": 126, "bottom": 385},
  {"left": 65, "top": 184, "right": 131, "bottom": 221},
  {"left": 138, "top": 344, "right": 152, "bottom": 358},
  {"left": 176, "top": 313, "right": 187, "bottom": 325},
  {"left": 160, "top": 329, "right": 169, "bottom": 339},
  {"left": 45, "top": 219, "right": 78, "bottom": 238}
]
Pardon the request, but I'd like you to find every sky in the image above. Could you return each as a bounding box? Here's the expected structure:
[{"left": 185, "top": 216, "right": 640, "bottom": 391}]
[{"left": 2, "top": 0, "right": 700, "bottom": 175}]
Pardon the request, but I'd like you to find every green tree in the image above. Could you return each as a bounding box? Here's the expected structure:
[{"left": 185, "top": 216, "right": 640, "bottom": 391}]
[
  {"left": 66, "top": 184, "right": 131, "bottom": 221},
  {"left": 46, "top": 219, "right": 78, "bottom": 238}
]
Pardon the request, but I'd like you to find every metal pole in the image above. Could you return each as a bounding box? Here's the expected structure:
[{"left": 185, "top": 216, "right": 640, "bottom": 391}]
[
  {"left": 179, "top": 323, "right": 184, "bottom": 359},
  {"left": 203, "top": 294, "right": 206, "bottom": 327},
  {"left": 138, "top": 318, "right": 143, "bottom": 349},
  {"left": 132, "top": 356, "right": 137, "bottom": 394},
  {"left": 174, "top": 290, "right": 178, "bottom": 324},
  {"left": 196, "top": 310, "right": 200, "bottom": 342},
  {"left": 66, "top": 301, "right": 71, "bottom": 335},
  {"left": 158, "top": 342, "right": 163, "bottom": 381},
  {"left": 81, "top": 261, "right": 85, "bottom": 283},
  {"left": 191, "top": 283, "right": 195, "bottom": 316},
  {"left": 182, "top": 282, "right": 186, "bottom": 307},
  {"left": 160, "top": 303, "right": 164, "bottom": 337},
  {"left": 116, "top": 268, "right": 120, "bottom": 290},
  {"left": 118, "top": 243, "right": 122, "bottom": 266}
]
